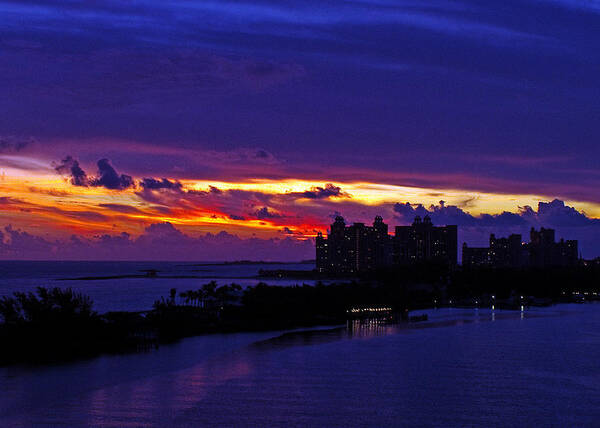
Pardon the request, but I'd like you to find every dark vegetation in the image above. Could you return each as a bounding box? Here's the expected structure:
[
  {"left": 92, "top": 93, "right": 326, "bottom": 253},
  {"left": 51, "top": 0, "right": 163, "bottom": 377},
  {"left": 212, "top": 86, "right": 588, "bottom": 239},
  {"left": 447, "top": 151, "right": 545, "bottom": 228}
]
[
  {"left": 0, "top": 288, "right": 134, "bottom": 365},
  {"left": 0, "top": 264, "right": 598, "bottom": 365}
]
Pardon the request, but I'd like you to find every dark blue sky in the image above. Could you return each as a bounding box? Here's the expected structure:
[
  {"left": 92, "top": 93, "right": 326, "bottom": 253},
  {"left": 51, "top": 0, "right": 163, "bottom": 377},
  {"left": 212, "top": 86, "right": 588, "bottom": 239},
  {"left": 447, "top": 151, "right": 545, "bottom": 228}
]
[{"left": 1, "top": 0, "right": 599, "bottom": 201}]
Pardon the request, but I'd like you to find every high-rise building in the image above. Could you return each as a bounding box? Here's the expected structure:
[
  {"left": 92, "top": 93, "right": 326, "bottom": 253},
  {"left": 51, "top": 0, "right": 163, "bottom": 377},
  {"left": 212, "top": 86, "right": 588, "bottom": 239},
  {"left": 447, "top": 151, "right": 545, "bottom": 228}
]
[
  {"left": 316, "top": 215, "right": 457, "bottom": 273},
  {"left": 316, "top": 216, "right": 392, "bottom": 274},
  {"left": 529, "top": 227, "right": 556, "bottom": 267},
  {"left": 462, "top": 244, "right": 492, "bottom": 267},
  {"left": 555, "top": 238, "right": 578, "bottom": 267},
  {"left": 393, "top": 216, "right": 457, "bottom": 266},
  {"left": 462, "top": 228, "right": 578, "bottom": 268},
  {"left": 490, "top": 233, "right": 527, "bottom": 267}
]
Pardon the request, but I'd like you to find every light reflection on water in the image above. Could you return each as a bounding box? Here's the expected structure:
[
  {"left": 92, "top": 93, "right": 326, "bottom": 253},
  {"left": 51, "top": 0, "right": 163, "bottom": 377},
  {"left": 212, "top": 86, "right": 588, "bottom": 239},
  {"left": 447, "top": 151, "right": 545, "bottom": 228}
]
[{"left": 2, "top": 305, "right": 600, "bottom": 427}]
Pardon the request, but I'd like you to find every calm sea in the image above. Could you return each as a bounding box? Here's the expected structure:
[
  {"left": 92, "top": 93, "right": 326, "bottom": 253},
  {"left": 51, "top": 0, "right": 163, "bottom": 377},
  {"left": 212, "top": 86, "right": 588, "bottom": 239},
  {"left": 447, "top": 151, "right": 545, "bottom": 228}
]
[
  {"left": 1, "top": 304, "right": 600, "bottom": 427},
  {"left": 0, "top": 261, "right": 315, "bottom": 313}
]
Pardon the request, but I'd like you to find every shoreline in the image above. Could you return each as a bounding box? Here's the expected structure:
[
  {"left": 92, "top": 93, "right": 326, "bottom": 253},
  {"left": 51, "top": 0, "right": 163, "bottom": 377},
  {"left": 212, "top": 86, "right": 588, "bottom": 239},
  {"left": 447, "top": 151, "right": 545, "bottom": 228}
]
[{"left": 2, "top": 263, "right": 600, "bottom": 366}]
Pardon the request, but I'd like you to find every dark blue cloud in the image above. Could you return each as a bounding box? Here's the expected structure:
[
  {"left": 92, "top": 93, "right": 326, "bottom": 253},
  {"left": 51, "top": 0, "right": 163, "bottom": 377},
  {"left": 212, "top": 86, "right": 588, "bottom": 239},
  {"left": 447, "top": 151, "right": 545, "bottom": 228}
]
[
  {"left": 139, "top": 178, "right": 183, "bottom": 191},
  {"left": 228, "top": 214, "right": 246, "bottom": 221},
  {"left": 54, "top": 157, "right": 134, "bottom": 190},
  {"left": 54, "top": 156, "right": 88, "bottom": 187},
  {"left": 393, "top": 199, "right": 599, "bottom": 228},
  {"left": 293, "top": 184, "right": 348, "bottom": 200},
  {"left": 253, "top": 206, "right": 282, "bottom": 219},
  {"left": 91, "top": 159, "right": 134, "bottom": 190}
]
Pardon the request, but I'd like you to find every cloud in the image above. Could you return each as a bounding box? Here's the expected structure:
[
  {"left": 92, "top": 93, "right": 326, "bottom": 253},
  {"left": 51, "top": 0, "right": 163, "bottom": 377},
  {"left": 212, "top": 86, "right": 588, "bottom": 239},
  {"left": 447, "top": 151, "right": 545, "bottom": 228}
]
[
  {"left": 2, "top": 0, "right": 599, "bottom": 210},
  {"left": 228, "top": 214, "right": 246, "bottom": 221},
  {"left": 54, "top": 156, "right": 134, "bottom": 190},
  {"left": 0, "top": 223, "right": 314, "bottom": 262},
  {"left": 255, "top": 150, "right": 270, "bottom": 159},
  {"left": 0, "top": 136, "right": 34, "bottom": 153},
  {"left": 98, "top": 203, "right": 144, "bottom": 215},
  {"left": 139, "top": 178, "right": 183, "bottom": 190},
  {"left": 90, "top": 159, "right": 134, "bottom": 190},
  {"left": 393, "top": 199, "right": 600, "bottom": 228},
  {"left": 253, "top": 206, "right": 283, "bottom": 219},
  {"left": 208, "top": 185, "right": 223, "bottom": 195},
  {"left": 140, "top": 222, "right": 188, "bottom": 241},
  {"left": 54, "top": 156, "right": 89, "bottom": 187},
  {"left": 281, "top": 226, "right": 302, "bottom": 235},
  {"left": 290, "top": 184, "right": 349, "bottom": 200},
  {"left": 27, "top": 187, "right": 70, "bottom": 197},
  {"left": 0, "top": 225, "right": 56, "bottom": 258},
  {"left": 0, "top": 196, "right": 25, "bottom": 206},
  {"left": 58, "top": 210, "right": 109, "bottom": 223},
  {"left": 520, "top": 199, "right": 595, "bottom": 227}
]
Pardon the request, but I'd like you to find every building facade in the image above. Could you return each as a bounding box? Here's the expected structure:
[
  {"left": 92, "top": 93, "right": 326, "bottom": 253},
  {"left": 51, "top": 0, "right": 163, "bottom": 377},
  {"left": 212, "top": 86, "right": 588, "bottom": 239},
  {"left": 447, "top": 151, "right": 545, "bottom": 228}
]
[
  {"left": 393, "top": 216, "right": 457, "bottom": 266},
  {"left": 462, "top": 227, "right": 578, "bottom": 268},
  {"left": 316, "top": 215, "right": 457, "bottom": 274}
]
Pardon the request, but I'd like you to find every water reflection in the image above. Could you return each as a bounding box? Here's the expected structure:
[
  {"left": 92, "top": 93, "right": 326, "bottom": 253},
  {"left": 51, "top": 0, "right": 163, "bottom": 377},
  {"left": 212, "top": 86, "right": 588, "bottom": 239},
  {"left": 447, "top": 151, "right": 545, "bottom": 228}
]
[
  {"left": 250, "top": 327, "right": 348, "bottom": 351},
  {"left": 83, "top": 346, "right": 257, "bottom": 427},
  {"left": 249, "top": 309, "right": 544, "bottom": 352},
  {"left": 348, "top": 318, "right": 398, "bottom": 339}
]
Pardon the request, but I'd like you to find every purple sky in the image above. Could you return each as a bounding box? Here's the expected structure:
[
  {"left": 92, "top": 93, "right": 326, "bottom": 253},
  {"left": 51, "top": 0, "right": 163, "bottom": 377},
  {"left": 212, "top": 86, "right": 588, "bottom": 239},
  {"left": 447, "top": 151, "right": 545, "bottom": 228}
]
[{"left": 0, "top": 0, "right": 599, "bottom": 260}]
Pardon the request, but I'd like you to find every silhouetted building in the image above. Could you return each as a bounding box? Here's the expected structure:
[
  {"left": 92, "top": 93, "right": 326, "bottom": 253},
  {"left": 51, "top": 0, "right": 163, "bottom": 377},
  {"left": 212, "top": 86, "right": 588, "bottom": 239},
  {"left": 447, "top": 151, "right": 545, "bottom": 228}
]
[
  {"left": 393, "top": 216, "right": 457, "bottom": 266},
  {"left": 316, "top": 216, "right": 390, "bottom": 273},
  {"left": 462, "top": 228, "right": 578, "bottom": 268},
  {"left": 315, "top": 232, "right": 329, "bottom": 273},
  {"left": 529, "top": 227, "right": 555, "bottom": 267},
  {"left": 490, "top": 233, "right": 527, "bottom": 267},
  {"left": 462, "top": 244, "right": 492, "bottom": 267},
  {"left": 316, "top": 216, "right": 392, "bottom": 274},
  {"left": 554, "top": 238, "right": 578, "bottom": 267},
  {"left": 463, "top": 233, "right": 527, "bottom": 268},
  {"left": 316, "top": 215, "right": 457, "bottom": 273}
]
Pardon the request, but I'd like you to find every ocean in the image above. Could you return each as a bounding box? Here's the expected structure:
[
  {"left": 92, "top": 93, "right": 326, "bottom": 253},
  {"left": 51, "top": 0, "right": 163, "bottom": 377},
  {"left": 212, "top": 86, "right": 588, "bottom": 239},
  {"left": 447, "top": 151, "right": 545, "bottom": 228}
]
[
  {"left": 1, "top": 304, "right": 600, "bottom": 427},
  {"left": 0, "top": 261, "right": 316, "bottom": 313}
]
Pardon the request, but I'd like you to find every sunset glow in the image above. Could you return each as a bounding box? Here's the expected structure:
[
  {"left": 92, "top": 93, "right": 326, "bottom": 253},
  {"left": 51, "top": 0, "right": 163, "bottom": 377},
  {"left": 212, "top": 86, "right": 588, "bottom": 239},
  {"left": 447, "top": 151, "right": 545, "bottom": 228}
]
[{"left": 2, "top": 161, "right": 599, "bottom": 244}]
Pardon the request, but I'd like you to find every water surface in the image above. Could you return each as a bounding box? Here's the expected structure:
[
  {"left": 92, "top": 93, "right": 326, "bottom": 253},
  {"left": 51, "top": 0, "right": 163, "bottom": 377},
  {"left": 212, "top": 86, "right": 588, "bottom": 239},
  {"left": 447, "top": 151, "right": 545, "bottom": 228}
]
[
  {"left": 0, "top": 261, "right": 315, "bottom": 312},
  {"left": 2, "top": 305, "right": 600, "bottom": 427}
]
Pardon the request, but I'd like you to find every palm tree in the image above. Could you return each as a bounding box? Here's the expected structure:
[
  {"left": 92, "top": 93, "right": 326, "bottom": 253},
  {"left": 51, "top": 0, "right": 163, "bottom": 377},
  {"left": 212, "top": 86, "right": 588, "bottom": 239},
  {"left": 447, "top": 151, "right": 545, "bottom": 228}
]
[
  {"left": 179, "top": 291, "right": 191, "bottom": 306},
  {"left": 201, "top": 281, "right": 218, "bottom": 297},
  {"left": 215, "top": 286, "right": 230, "bottom": 308},
  {"left": 196, "top": 289, "right": 206, "bottom": 308}
]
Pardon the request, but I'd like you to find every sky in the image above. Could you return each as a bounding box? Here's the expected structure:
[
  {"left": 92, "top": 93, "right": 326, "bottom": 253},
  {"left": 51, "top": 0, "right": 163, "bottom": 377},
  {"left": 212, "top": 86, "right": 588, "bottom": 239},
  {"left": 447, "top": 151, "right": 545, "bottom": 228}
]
[{"left": 0, "top": 0, "right": 599, "bottom": 260}]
